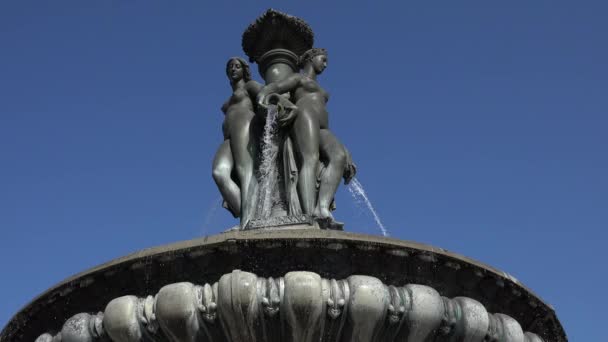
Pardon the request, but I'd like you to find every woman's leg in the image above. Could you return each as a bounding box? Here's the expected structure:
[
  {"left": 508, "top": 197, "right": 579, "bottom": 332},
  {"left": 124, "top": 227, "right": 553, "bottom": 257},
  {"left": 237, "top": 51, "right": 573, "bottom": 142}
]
[
  {"left": 291, "top": 109, "right": 320, "bottom": 215},
  {"left": 317, "top": 129, "right": 347, "bottom": 219},
  {"left": 229, "top": 113, "right": 257, "bottom": 226},
  {"left": 212, "top": 140, "right": 240, "bottom": 217}
]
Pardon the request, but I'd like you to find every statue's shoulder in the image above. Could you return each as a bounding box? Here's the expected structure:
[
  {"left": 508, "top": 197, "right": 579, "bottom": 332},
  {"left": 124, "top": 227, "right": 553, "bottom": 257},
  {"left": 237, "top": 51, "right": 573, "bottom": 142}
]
[{"left": 245, "top": 80, "right": 263, "bottom": 92}]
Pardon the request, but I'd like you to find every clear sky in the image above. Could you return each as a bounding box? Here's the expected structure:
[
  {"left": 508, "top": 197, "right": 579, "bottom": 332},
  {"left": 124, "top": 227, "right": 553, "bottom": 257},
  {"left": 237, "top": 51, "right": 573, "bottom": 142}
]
[{"left": 1, "top": 1, "right": 606, "bottom": 340}]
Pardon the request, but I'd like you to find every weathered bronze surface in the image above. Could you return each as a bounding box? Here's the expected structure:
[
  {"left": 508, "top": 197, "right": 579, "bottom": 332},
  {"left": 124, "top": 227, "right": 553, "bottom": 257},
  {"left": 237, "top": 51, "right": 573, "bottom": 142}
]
[{"left": 213, "top": 9, "right": 355, "bottom": 230}]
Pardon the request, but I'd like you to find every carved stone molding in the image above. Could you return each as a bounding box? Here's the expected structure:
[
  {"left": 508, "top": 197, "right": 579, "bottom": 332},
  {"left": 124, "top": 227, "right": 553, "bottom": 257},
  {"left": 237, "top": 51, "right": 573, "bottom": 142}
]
[{"left": 35, "top": 270, "right": 544, "bottom": 342}]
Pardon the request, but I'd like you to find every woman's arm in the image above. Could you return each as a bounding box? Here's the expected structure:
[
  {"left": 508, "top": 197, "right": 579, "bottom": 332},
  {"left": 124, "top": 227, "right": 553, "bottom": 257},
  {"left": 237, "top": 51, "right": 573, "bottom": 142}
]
[{"left": 257, "top": 74, "right": 301, "bottom": 105}]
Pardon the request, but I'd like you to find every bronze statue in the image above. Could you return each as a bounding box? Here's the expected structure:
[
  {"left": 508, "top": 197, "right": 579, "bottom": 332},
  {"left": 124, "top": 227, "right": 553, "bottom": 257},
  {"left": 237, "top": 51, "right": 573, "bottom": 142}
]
[
  {"left": 210, "top": 9, "right": 357, "bottom": 230},
  {"left": 211, "top": 57, "right": 261, "bottom": 226},
  {"left": 257, "top": 49, "right": 355, "bottom": 226}
]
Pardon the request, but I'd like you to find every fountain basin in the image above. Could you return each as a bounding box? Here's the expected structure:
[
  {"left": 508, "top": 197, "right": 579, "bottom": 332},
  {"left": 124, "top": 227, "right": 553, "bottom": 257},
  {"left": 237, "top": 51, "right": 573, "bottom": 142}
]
[{"left": 1, "top": 229, "right": 565, "bottom": 342}]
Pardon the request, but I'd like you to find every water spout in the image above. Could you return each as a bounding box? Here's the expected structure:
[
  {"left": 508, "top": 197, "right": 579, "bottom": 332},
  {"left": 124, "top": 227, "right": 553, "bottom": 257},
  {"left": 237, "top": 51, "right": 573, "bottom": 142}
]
[{"left": 348, "top": 178, "right": 389, "bottom": 237}]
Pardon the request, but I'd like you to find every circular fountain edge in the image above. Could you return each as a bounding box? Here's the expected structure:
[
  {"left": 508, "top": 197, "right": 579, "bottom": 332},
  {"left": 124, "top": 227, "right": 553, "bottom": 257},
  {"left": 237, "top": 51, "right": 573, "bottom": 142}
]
[{"left": 1, "top": 229, "right": 566, "bottom": 342}]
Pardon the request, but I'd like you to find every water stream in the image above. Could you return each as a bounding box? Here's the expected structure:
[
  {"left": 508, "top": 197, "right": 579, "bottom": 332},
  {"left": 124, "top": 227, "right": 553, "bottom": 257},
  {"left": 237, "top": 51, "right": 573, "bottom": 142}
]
[
  {"left": 200, "top": 197, "right": 223, "bottom": 236},
  {"left": 348, "top": 178, "right": 389, "bottom": 237},
  {"left": 256, "top": 105, "right": 280, "bottom": 218}
]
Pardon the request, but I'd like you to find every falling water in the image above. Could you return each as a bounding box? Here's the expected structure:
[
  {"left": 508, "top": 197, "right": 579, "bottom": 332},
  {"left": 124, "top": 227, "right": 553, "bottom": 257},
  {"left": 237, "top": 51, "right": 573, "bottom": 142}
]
[
  {"left": 256, "top": 105, "right": 280, "bottom": 218},
  {"left": 348, "top": 178, "right": 389, "bottom": 236},
  {"left": 200, "top": 197, "right": 223, "bottom": 236}
]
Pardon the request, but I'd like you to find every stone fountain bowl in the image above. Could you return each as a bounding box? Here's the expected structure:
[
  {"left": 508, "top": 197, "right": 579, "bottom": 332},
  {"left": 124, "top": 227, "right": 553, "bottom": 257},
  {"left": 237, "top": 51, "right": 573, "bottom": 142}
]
[{"left": 1, "top": 229, "right": 566, "bottom": 342}]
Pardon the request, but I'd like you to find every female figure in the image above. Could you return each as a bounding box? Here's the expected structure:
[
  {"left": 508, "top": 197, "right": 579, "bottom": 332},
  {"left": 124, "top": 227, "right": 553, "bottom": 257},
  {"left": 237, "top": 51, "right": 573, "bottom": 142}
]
[
  {"left": 258, "top": 49, "right": 354, "bottom": 222},
  {"left": 212, "top": 57, "right": 261, "bottom": 225}
]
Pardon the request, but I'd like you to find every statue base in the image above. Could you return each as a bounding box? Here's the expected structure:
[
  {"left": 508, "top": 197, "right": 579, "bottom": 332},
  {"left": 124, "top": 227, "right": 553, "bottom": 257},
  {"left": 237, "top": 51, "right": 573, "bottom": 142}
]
[
  {"left": 244, "top": 215, "right": 345, "bottom": 231},
  {"left": 245, "top": 215, "right": 316, "bottom": 230}
]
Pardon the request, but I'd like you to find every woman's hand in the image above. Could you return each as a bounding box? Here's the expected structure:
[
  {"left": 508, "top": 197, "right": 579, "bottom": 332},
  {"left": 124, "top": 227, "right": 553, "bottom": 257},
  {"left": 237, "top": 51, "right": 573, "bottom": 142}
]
[
  {"left": 256, "top": 92, "right": 268, "bottom": 109},
  {"left": 278, "top": 107, "right": 297, "bottom": 127},
  {"left": 264, "top": 93, "right": 297, "bottom": 127},
  {"left": 343, "top": 149, "right": 357, "bottom": 184}
]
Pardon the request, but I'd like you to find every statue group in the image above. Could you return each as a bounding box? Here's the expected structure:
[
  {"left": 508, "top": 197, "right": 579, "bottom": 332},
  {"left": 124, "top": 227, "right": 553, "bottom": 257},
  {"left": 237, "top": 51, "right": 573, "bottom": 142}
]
[{"left": 211, "top": 10, "right": 356, "bottom": 229}]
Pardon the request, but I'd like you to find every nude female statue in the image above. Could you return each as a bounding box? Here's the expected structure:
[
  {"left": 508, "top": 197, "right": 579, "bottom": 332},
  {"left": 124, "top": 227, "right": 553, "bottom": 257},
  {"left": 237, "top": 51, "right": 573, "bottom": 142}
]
[
  {"left": 212, "top": 57, "right": 261, "bottom": 225},
  {"left": 257, "top": 48, "right": 355, "bottom": 223}
]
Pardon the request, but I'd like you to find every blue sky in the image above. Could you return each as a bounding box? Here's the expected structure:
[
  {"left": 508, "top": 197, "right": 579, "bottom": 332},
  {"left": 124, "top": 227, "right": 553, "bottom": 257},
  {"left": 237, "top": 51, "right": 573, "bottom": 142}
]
[{"left": 1, "top": 1, "right": 606, "bottom": 340}]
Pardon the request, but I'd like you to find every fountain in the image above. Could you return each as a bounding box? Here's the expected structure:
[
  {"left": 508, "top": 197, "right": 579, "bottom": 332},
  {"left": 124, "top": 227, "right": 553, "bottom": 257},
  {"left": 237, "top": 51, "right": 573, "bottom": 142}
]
[{"left": 0, "top": 9, "right": 566, "bottom": 342}]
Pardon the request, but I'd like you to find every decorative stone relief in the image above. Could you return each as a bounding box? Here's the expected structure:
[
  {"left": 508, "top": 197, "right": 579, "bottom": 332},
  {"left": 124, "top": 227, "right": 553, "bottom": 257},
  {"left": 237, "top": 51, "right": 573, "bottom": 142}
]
[{"left": 36, "top": 270, "right": 545, "bottom": 342}]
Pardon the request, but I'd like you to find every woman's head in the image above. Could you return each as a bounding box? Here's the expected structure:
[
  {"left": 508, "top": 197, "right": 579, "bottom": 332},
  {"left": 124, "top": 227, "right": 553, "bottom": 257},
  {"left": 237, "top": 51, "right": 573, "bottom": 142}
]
[
  {"left": 226, "top": 57, "right": 252, "bottom": 83},
  {"left": 299, "top": 48, "right": 328, "bottom": 74}
]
